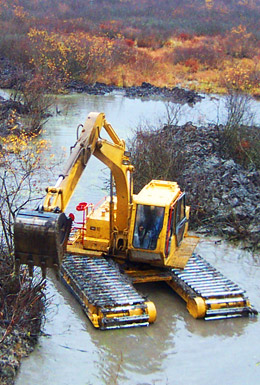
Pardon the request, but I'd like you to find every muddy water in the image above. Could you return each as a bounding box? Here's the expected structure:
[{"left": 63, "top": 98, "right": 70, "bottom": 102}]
[
  {"left": 16, "top": 240, "right": 260, "bottom": 385},
  {"left": 16, "top": 93, "right": 260, "bottom": 385}
]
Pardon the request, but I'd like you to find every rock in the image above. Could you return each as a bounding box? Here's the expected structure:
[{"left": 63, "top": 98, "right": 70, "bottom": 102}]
[
  {"left": 124, "top": 84, "right": 202, "bottom": 103},
  {"left": 232, "top": 206, "right": 248, "bottom": 218},
  {"left": 223, "top": 159, "right": 236, "bottom": 169},
  {"left": 203, "top": 155, "right": 221, "bottom": 169},
  {"left": 141, "top": 81, "right": 153, "bottom": 89},
  {"left": 229, "top": 197, "right": 239, "bottom": 207}
]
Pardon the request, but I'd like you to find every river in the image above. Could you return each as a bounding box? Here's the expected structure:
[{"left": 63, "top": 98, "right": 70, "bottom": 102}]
[{"left": 15, "top": 92, "right": 260, "bottom": 385}]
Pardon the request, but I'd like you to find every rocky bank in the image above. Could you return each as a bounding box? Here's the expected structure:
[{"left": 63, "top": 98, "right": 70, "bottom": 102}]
[
  {"left": 0, "top": 327, "right": 38, "bottom": 385},
  {"left": 161, "top": 123, "right": 260, "bottom": 249},
  {"left": 65, "top": 80, "right": 203, "bottom": 104},
  {"left": 0, "top": 262, "right": 45, "bottom": 384}
]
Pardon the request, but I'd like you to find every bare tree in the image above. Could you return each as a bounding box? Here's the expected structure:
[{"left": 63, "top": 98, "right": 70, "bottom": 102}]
[
  {"left": 220, "top": 91, "right": 260, "bottom": 168},
  {"left": 224, "top": 92, "right": 255, "bottom": 130},
  {"left": 161, "top": 101, "right": 187, "bottom": 126},
  {"left": 0, "top": 121, "right": 53, "bottom": 344}
]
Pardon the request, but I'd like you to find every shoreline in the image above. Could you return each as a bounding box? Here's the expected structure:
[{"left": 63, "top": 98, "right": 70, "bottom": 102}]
[{"left": 64, "top": 80, "right": 203, "bottom": 104}]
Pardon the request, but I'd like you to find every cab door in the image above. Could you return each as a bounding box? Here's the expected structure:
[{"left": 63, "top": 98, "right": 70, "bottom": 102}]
[
  {"left": 164, "top": 193, "right": 187, "bottom": 258},
  {"left": 175, "top": 193, "right": 187, "bottom": 247}
]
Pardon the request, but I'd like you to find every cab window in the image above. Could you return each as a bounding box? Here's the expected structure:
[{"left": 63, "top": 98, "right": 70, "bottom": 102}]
[
  {"left": 165, "top": 205, "right": 175, "bottom": 257},
  {"left": 175, "top": 194, "right": 187, "bottom": 246},
  {"left": 165, "top": 193, "right": 187, "bottom": 255},
  {"left": 133, "top": 204, "right": 165, "bottom": 250}
]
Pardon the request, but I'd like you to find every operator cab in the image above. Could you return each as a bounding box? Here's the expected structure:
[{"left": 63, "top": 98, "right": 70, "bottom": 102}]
[{"left": 128, "top": 180, "right": 198, "bottom": 269}]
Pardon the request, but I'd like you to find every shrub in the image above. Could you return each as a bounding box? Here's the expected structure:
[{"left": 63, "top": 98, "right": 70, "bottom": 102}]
[
  {"left": 110, "top": 38, "right": 136, "bottom": 67},
  {"left": 129, "top": 126, "right": 185, "bottom": 193},
  {"left": 0, "top": 34, "right": 31, "bottom": 66},
  {"left": 221, "top": 59, "right": 260, "bottom": 93},
  {"left": 131, "top": 50, "right": 156, "bottom": 77},
  {"left": 27, "top": 29, "right": 117, "bottom": 86},
  {"left": 128, "top": 103, "right": 187, "bottom": 193},
  {"left": 172, "top": 41, "right": 223, "bottom": 69},
  {"left": 219, "top": 92, "right": 260, "bottom": 169},
  {"left": 224, "top": 25, "right": 257, "bottom": 59},
  {"left": 99, "top": 20, "right": 123, "bottom": 39},
  {"left": 184, "top": 58, "right": 199, "bottom": 73}
]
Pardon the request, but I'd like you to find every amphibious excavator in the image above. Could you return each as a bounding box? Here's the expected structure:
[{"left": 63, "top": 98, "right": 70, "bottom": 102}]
[{"left": 14, "top": 112, "right": 257, "bottom": 330}]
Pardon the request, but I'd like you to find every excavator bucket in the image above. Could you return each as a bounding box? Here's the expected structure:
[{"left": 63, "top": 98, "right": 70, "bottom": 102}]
[{"left": 14, "top": 210, "right": 72, "bottom": 277}]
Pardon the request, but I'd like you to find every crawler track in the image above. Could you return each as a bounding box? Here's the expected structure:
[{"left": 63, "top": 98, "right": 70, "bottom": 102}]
[
  {"left": 169, "top": 254, "right": 257, "bottom": 320},
  {"left": 61, "top": 253, "right": 257, "bottom": 329},
  {"left": 61, "top": 254, "right": 156, "bottom": 330}
]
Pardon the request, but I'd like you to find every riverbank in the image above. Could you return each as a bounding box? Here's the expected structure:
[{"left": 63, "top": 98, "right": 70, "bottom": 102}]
[
  {"left": 0, "top": 57, "right": 202, "bottom": 105},
  {"left": 0, "top": 75, "right": 47, "bottom": 383},
  {"left": 169, "top": 123, "right": 260, "bottom": 249},
  {"left": 65, "top": 80, "right": 203, "bottom": 104},
  {"left": 0, "top": 260, "right": 45, "bottom": 385},
  {"left": 0, "top": 327, "right": 38, "bottom": 385}
]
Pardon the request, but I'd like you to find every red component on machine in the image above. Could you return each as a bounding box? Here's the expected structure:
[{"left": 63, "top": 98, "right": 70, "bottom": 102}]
[
  {"left": 76, "top": 202, "right": 91, "bottom": 225},
  {"left": 76, "top": 202, "right": 89, "bottom": 212},
  {"left": 74, "top": 202, "right": 93, "bottom": 243}
]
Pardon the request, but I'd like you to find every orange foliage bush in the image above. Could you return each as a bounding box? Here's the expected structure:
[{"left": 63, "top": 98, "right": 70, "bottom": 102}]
[
  {"left": 177, "top": 33, "right": 193, "bottom": 41},
  {"left": 26, "top": 26, "right": 141, "bottom": 88},
  {"left": 221, "top": 59, "right": 260, "bottom": 92},
  {"left": 172, "top": 40, "right": 222, "bottom": 69},
  {"left": 184, "top": 58, "right": 199, "bottom": 73},
  {"left": 125, "top": 39, "right": 135, "bottom": 47},
  {"left": 224, "top": 25, "right": 256, "bottom": 59},
  {"left": 27, "top": 29, "right": 125, "bottom": 85},
  {"left": 99, "top": 20, "right": 123, "bottom": 39}
]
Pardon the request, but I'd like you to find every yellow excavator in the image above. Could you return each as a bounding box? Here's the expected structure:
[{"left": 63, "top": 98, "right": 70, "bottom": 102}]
[{"left": 14, "top": 112, "right": 257, "bottom": 329}]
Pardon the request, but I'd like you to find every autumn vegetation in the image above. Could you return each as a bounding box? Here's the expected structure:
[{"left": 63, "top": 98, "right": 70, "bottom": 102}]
[{"left": 0, "top": 0, "right": 260, "bottom": 94}]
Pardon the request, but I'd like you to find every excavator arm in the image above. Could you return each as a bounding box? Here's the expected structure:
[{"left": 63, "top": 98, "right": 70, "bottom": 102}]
[
  {"left": 43, "top": 112, "right": 123, "bottom": 212},
  {"left": 14, "top": 112, "right": 132, "bottom": 276}
]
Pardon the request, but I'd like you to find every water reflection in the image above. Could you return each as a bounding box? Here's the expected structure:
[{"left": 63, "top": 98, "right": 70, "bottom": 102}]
[
  {"left": 184, "top": 312, "right": 257, "bottom": 338},
  {"left": 88, "top": 283, "right": 177, "bottom": 382},
  {"left": 85, "top": 269, "right": 256, "bottom": 385}
]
